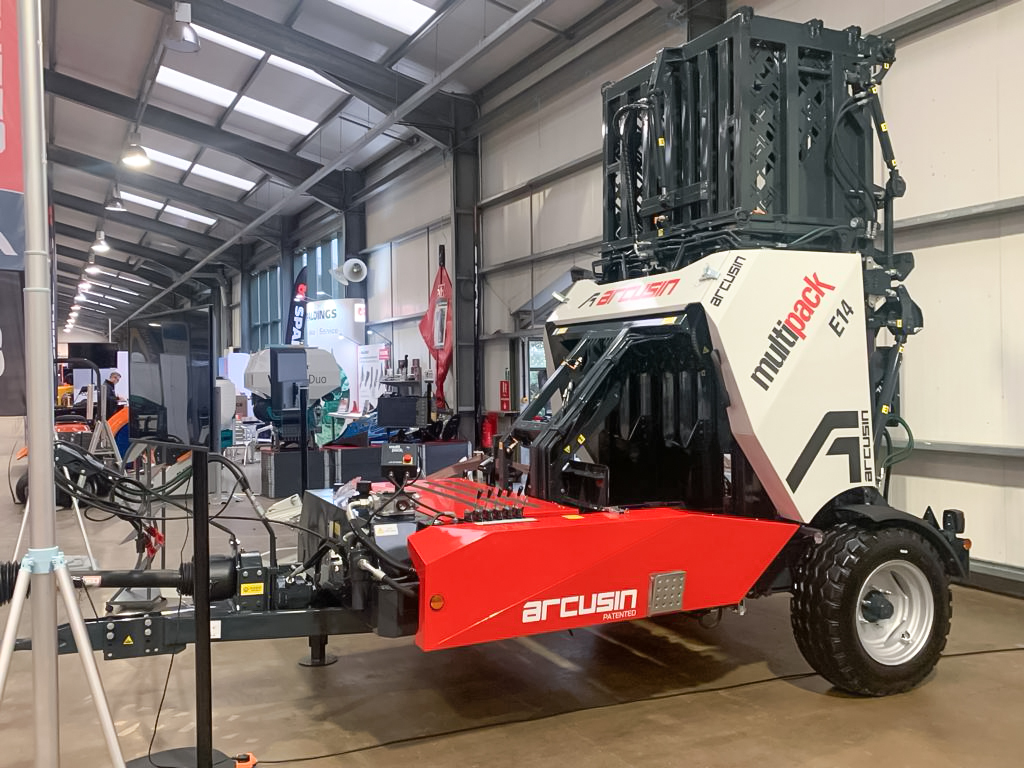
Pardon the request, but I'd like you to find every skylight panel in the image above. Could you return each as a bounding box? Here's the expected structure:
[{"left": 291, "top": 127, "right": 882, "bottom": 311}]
[
  {"left": 119, "top": 191, "right": 163, "bottom": 210},
  {"left": 163, "top": 205, "right": 217, "bottom": 227},
  {"left": 144, "top": 147, "right": 257, "bottom": 192},
  {"left": 235, "top": 96, "right": 318, "bottom": 134},
  {"left": 193, "top": 25, "right": 263, "bottom": 59},
  {"left": 327, "top": 0, "right": 434, "bottom": 35},
  {"left": 156, "top": 67, "right": 237, "bottom": 107},
  {"left": 189, "top": 164, "right": 257, "bottom": 192},
  {"left": 267, "top": 56, "right": 344, "bottom": 91},
  {"left": 144, "top": 147, "right": 192, "bottom": 172}
]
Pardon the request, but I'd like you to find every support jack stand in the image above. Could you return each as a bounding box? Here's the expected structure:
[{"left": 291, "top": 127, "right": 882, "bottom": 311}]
[
  {"left": 0, "top": 547, "right": 126, "bottom": 767},
  {"left": 298, "top": 634, "right": 337, "bottom": 667}
]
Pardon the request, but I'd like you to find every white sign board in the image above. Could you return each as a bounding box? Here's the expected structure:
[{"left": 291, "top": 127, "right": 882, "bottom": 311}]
[{"left": 305, "top": 298, "right": 365, "bottom": 413}]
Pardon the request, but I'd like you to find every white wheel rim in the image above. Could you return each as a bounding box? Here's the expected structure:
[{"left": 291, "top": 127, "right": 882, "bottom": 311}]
[{"left": 855, "top": 558, "right": 934, "bottom": 666}]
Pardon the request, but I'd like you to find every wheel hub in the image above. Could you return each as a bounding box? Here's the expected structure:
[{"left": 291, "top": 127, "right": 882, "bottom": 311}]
[
  {"left": 860, "top": 589, "right": 895, "bottom": 622},
  {"left": 855, "top": 559, "right": 935, "bottom": 666}
]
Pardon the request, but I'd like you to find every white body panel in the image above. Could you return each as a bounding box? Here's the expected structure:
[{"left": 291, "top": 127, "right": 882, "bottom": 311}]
[
  {"left": 547, "top": 249, "right": 875, "bottom": 524},
  {"left": 243, "top": 347, "right": 342, "bottom": 402}
]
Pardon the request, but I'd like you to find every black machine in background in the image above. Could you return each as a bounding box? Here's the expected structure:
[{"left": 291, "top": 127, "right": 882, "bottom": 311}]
[
  {"left": 67, "top": 342, "right": 118, "bottom": 369},
  {"left": 127, "top": 307, "right": 215, "bottom": 450},
  {"left": 270, "top": 346, "right": 309, "bottom": 444}
]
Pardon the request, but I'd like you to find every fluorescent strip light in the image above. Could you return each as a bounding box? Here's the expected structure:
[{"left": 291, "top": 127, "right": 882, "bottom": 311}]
[
  {"left": 119, "top": 274, "right": 151, "bottom": 287},
  {"left": 235, "top": 96, "right": 318, "bottom": 134},
  {"left": 98, "top": 294, "right": 131, "bottom": 305},
  {"left": 156, "top": 66, "right": 236, "bottom": 107},
  {"left": 120, "top": 191, "right": 164, "bottom": 210},
  {"left": 192, "top": 25, "right": 263, "bottom": 58},
  {"left": 163, "top": 204, "right": 217, "bottom": 226},
  {"left": 327, "top": 0, "right": 434, "bottom": 35},
  {"left": 267, "top": 55, "right": 344, "bottom": 91}
]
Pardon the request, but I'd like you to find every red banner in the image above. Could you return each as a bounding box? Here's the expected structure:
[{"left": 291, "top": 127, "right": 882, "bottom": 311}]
[
  {"left": 418, "top": 252, "right": 453, "bottom": 409},
  {"left": 0, "top": 0, "right": 23, "bottom": 195}
]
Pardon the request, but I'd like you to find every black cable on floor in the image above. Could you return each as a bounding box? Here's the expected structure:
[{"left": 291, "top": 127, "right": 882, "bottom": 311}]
[{"left": 255, "top": 645, "right": 1024, "bottom": 766}]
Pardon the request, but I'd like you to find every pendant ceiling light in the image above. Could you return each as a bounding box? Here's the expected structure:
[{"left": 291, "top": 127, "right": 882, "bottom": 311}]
[{"left": 163, "top": 2, "right": 201, "bottom": 53}]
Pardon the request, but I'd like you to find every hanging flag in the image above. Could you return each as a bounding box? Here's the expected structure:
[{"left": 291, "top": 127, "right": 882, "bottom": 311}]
[
  {"left": 286, "top": 266, "right": 309, "bottom": 345},
  {"left": 418, "top": 247, "right": 453, "bottom": 409}
]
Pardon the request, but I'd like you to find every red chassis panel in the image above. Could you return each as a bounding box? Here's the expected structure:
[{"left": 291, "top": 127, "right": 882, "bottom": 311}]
[{"left": 406, "top": 487, "right": 798, "bottom": 652}]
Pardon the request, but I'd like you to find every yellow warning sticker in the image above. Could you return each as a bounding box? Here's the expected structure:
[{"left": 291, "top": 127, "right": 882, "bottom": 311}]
[
  {"left": 658, "top": 228, "right": 664, "bottom": 236},
  {"left": 240, "top": 583, "right": 264, "bottom": 596},
  {"left": 882, "top": 404, "right": 890, "bottom": 414},
  {"left": 658, "top": 137, "right": 666, "bottom": 146},
  {"left": 563, "top": 514, "right": 584, "bottom": 520},
  {"left": 123, "top": 636, "right": 134, "bottom": 646},
  {"left": 880, "top": 122, "right": 888, "bottom": 132},
  {"left": 564, "top": 445, "right": 572, "bottom": 453},
  {"left": 896, "top": 319, "right": 903, "bottom": 328},
  {"left": 661, "top": 316, "right": 677, "bottom": 325},
  {"left": 576, "top": 434, "right": 586, "bottom": 445}
]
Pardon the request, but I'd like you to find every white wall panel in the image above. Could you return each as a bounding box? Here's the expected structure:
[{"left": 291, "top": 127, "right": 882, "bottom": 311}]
[
  {"left": 531, "top": 167, "right": 602, "bottom": 253},
  {"left": 365, "top": 161, "right": 451, "bottom": 246},
  {"left": 890, "top": 455, "right": 1024, "bottom": 568},
  {"left": 882, "top": 7, "right": 1004, "bottom": 219},
  {"left": 481, "top": 36, "right": 679, "bottom": 197},
  {"left": 900, "top": 228, "right": 1024, "bottom": 446},
  {"left": 747, "top": 0, "right": 934, "bottom": 31},
  {"left": 481, "top": 199, "right": 532, "bottom": 267},
  {"left": 391, "top": 235, "right": 431, "bottom": 317},
  {"left": 365, "top": 247, "right": 393, "bottom": 323}
]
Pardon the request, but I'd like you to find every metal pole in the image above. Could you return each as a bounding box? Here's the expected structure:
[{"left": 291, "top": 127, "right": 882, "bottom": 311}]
[
  {"left": 191, "top": 449, "right": 213, "bottom": 768},
  {"left": 17, "top": 0, "right": 61, "bottom": 764}
]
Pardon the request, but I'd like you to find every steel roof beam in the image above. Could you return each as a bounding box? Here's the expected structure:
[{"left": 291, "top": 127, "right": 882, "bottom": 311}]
[
  {"left": 116, "top": 0, "right": 556, "bottom": 329},
  {"left": 52, "top": 190, "right": 229, "bottom": 254},
  {"left": 140, "top": 0, "right": 457, "bottom": 147},
  {"left": 54, "top": 223, "right": 219, "bottom": 283},
  {"left": 48, "top": 145, "right": 280, "bottom": 241},
  {"left": 45, "top": 70, "right": 346, "bottom": 209}
]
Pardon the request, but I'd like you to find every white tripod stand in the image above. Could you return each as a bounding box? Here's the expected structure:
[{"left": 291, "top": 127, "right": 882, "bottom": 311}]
[{"left": 0, "top": 546, "right": 125, "bottom": 766}]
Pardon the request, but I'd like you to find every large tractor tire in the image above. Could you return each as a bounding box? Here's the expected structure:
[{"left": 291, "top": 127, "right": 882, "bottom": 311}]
[{"left": 791, "top": 522, "right": 951, "bottom": 696}]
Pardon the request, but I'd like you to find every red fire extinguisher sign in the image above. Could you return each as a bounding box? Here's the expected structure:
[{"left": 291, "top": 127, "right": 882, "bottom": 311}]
[{"left": 499, "top": 379, "right": 510, "bottom": 412}]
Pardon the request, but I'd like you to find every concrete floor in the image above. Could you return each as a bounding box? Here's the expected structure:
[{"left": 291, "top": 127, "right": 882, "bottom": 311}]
[{"left": 0, "top": 465, "right": 1023, "bottom": 767}]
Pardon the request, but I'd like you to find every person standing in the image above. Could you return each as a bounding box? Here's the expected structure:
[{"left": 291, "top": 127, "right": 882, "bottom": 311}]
[{"left": 101, "top": 370, "right": 121, "bottom": 417}]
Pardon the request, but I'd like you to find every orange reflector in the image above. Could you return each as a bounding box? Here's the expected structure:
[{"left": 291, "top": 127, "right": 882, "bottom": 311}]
[
  {"left": 429, "top": 594, "right": 445, "bottom": 611},
  {"left": 963, "top": 539, "right": 972, "bottom": 551}
]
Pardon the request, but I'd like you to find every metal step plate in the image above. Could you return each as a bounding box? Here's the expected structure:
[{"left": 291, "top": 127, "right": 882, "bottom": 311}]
[{"left": 648, "top": 570, "right": 686, "bottom": 615}]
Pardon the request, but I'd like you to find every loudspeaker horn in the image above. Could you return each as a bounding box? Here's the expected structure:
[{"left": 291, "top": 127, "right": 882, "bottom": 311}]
[{"left": 342, "top": 258, "right": 367, "bottom": 283}]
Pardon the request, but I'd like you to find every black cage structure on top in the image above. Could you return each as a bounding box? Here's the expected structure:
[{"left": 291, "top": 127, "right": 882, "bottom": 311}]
[{"left": 597, "top": 8, "right": 897, "bottom": 283}]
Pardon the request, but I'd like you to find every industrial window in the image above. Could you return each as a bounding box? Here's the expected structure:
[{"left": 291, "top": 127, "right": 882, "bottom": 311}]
[
  {"left": 296, "top": 235, "right": 343, "bottom": 301},
  {"left": 248, "top": 265, "right": 280, "bottom": 352},
  {"left": 526, "top": 339, "right": 547, "bottom": 402}
]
